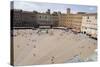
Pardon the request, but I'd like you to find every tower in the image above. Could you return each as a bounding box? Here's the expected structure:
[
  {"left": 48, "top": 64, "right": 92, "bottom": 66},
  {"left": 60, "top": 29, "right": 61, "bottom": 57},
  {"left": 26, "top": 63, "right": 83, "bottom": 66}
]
[
  {"left": 67, "top": 8, "right": 71, "bottom": 14},
  {"left": 46, "top": 9, "right": 50, "bottom": 14}
]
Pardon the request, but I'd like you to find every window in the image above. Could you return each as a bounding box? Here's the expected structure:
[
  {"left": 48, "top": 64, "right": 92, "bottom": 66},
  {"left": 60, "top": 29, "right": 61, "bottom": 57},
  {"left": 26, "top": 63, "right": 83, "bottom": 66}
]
[
  {"left": 45, "top": 16, "right": 47, "bottom": 19},
  {"left": 85, "top": 27, "right": 87, "bottom": 29},
  {"left": 95, "top": 16, "right": 97, "bottom": 19},
  {"left": 87, "top": 16, "right": 89, "bottom": 19},
  {"left": 40, "top": 16, "right": 41, "bottom": 18},
  {"left": 87, "top": 20, "right": 91, "bottom": 22}
]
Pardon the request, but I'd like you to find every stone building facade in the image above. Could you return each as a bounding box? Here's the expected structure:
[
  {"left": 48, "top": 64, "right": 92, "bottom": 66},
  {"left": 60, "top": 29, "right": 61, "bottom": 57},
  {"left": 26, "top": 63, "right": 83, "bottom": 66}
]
[
  {"left": 36, "top": 13, "right": 52, "bottom": 26},
  {"left": 66, "top": 14, "right": 83, "bottom": 32},
  {"left": 11, "top": 9, "right": 37, "bottom": 27},
  {"left": 81, "top": 13, "right": 97, "bottom": 38},
  {"left": 58, "top": 13, "right": 66, "bottom": 27},
  {"left": 11, "top": 9, "right": 22, "bottom": 27},
  {"left": 21, "top": 11, "right": 37, "bottom": 27},
  {"left": 11, "top": 8, "right": 97, "bottom": 35}
]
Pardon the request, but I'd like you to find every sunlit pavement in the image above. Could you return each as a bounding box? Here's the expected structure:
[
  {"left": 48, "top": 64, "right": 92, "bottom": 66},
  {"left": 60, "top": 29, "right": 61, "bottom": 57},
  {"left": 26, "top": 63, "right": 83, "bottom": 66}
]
[{"left": 12, "top": 28, "right": 97, "bottom": 66}]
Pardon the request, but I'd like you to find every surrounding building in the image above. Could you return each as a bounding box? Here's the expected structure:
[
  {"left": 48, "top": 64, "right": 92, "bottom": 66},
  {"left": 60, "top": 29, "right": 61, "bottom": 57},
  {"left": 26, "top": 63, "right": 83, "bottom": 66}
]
[
  {"left": 11, "top": 9, "right": 37, "bottom": 27},
  {"left": 11, "top": 8, "right": 97, "bottom": 37},
  {"left": 21, "top": 11, "right": 37, "bottom": 27},
  {"left": 36, "top": 10, "right": 53, "bottom": 27},
  {"left": 66, "top": 14, "right": 83, "bottom": 32},
  {"left": 58, "top": 13, "right": 66, "bottom": 27},
  {"left": 81, "top": 13, "right": 97, "bottom": 38},
  {"left": 52, "top": 12, "right": 59, "bottom": 27},
  {"left": 11, "top": 9, "right": 22, "bottom": 27}
]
